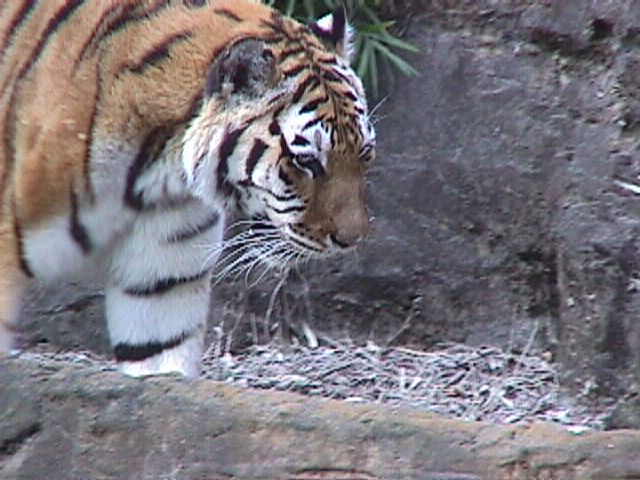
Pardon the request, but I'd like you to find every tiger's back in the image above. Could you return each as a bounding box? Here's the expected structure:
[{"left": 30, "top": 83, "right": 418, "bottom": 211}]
[
  {"left": 2, "top": 0, "right": 275, "bottom": 227},
  {"left": 0, "top": 0, "right": 376, "bottom": 375}
]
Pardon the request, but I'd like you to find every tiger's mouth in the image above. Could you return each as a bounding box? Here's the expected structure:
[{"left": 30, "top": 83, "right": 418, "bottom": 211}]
[
  {"left": 214, "top": 217, "right": 327, "bottom": 281},
  {"left": 282, "top": 223, "right": 327, "bottom": 254},
  {"left": 249, "top": 215, "right": 364, "bottom": 254}
]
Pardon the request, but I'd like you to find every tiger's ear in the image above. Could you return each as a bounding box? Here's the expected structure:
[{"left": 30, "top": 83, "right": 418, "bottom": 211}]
[
  {"left": 205, "top": 39, "right": 279, "bottom": 99},
  {"left": 310, "top": 6, "right": 354, "bottom": 63}
]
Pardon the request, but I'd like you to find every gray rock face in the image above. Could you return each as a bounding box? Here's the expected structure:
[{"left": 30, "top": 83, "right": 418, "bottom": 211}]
[
  {"left": 2, "top": 357, "right": 640, "bottom": 480},
  {"left": 15, "top": 1, "right": 640, "bottom": 398}
]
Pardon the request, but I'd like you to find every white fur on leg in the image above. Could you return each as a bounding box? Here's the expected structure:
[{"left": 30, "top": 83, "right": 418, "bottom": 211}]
[
  {"left": 118, "top": 331, "right": 204, "bottom": 378},
  {"left": 106, "top": 280, "right": 210, "bottom": 346}
]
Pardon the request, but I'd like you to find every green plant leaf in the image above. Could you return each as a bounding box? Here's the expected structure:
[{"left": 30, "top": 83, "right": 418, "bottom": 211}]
[
  {"left": 264, "top": 0, "right": 419, "bottom": 97},
  {"left": 371, "top": 39, "right": 420, "bottom": 77},
  {"left": 357, "top": 39, "right": 372, "bottom": 80},
  {"left": 381, "top": 35, "right": 420, "bottom": 54},
  {"left": 368, "top": 41, "right": 379, "bottom": 97}
]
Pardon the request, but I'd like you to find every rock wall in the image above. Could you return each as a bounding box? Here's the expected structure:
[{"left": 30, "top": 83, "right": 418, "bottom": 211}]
[
  {"left": 17, "top": 1, "right": 640, "bottom": 396},
  {"left": 2, "top": 357, "right": 640, "bottom": 480}
]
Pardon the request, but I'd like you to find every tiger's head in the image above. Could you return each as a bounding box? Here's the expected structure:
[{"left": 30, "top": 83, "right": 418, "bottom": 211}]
[{"left": 183, "top": 8, "right": 375, "bottom": 265}]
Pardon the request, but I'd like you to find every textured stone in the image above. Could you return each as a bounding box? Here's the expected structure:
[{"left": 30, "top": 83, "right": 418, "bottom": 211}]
[{"left": 2, "top": 357, "right": 640, "bottom": 480}]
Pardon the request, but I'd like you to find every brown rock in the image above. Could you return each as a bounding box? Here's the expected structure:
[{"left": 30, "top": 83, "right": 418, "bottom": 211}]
[{"left": 1, "top": 357, "right": 640, "bottom": 480}]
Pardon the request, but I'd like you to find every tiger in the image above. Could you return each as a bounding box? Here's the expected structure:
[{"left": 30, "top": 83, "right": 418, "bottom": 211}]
[{"left": 0, "top": 0, "right": 376, "bottom": 377}]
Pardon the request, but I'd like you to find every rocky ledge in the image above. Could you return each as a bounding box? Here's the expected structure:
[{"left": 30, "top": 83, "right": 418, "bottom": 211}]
[{"left": 2, "top": 357, "right": 640, "bottom": 480}]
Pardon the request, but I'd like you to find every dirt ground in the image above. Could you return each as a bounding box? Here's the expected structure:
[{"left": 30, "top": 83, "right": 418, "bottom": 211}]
[{"left": 17, "top": 334, "right": 617, "bottom": 432}]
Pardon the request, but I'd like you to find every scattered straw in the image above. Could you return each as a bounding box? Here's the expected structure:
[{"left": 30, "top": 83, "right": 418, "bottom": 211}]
[
  {"left": 201, "top": 340, "right": 613, "bottom": 428},
  {"left": 18, "top": 339, "right": 613, "bottom": 429}
]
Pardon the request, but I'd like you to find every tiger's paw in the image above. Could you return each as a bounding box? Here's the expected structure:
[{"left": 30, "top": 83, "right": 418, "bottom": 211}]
[{"left": 115, "top": 333, "right": 203, "bottom": 378}]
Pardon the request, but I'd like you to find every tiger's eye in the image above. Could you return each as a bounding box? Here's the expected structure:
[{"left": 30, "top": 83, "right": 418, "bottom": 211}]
[
  {"left": 359, "top": 144, "right": 375, "bottom": 163},
  {"left": 293, "top": 155, "right": 325, "bottom": 178}
]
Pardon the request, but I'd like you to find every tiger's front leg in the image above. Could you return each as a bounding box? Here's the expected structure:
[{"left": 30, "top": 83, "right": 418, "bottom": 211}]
[{"left": 105, "top": 201, "right": 222, "bottom": 377}]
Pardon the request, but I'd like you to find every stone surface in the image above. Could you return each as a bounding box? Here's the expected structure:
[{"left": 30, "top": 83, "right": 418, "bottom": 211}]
[
  {"left": 2, "top": 357, "right": 640, "bottom": 480},
  {"left": 20, "top": 282, "right": 108, "bottom": 354},
  {"left": 15, "top": 0, "right": 640, "bottom": 398}
]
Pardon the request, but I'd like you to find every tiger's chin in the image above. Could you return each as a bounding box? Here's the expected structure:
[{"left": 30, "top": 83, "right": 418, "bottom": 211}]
[
  {"left": 261, "top": 230, "right": 351, "bottom": 271},
  {"left": 214, "top": 221, "right": 318, "bottom": 282},
  {"left": 281, "top": 226, "right": 327, "bottom": 256},
  {"left": 248, "top": 242, "right": 328, "bottom": 279}
]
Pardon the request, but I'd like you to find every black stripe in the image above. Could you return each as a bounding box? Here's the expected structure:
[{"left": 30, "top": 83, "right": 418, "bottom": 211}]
[
  {"left": 282, "top": 63, "right": 306, "bottom": 78},
  {"left": 280, "top": 45, "right": 305, "bottom": 60},
  {"left": 11, "top": 0, "right": 83, "bottom": 82},
  {"left": 259, "top": 19, "right": 278, "bottom": 31},
  {"left": 69, "top": 190, "right": 92, "bottom": 254},
  {"left": 1, "top": 94, "right": 18, "bottom": 199},
  {"left": 292, "top": 75, "right": 319, "bottom": 103},
  {"left": 300, "top": 96, "right": 328, "bottom": 114},
  {"left": 124, "top": 270, "right": 209, "bottom": 296},
  {"left": 280, "top": 134, "right": 292, "bottom": 158},
  {"left": 288, "top": 231, "right": 323, "bottom": 252},
  {"left": 76, "top": 0, "right": 172, "bottom": 66},
  {"left": 328, "top": 66, "right": 351, "bottom": 83},
  {"left": 268, "top": 91, "right": 287, "bottom": 107},
  {"left": 322, "top": 67, "right": 352, "bottom": 87},
  {"left": 292, "top": 135, "right": 310, "bottom": 146},
  {"left": 167, "top": 213, "right": 220, "bottom": 243},
  {"left": 219, "top": 126, "right": 247, "bottom": 163},
  {"left": 341, "top": 89, "right": 358, "bottom": 102},
  {"left": 82, "top": 70, "right": 101, "bottom": 202},
  {"left": 268, "top": 203, "right": 305, "bottom": 215},
  {"left": 213, "top": 8, "right": 242, "bottom": 23},
  {"left": 0, "top": 0, "right": 37, "bottom": 58},
  {"left": 242, "top": 183, "right": 298, "bottom": 203},
  {"left": 260, "top": 11, "right": 286, "bottom": 35},
  {"left": 216, "top": 125, "right": 248, "bottom": 197},
  {"left": 184, "top": 0, "right": 207, "bottom": 7},
  {"left": 302, "top": 117, "right": 323, "bottom": 130},
  {"left": 191, "top": 149, "right": 209, "bottom": 182},
  {"left": 262, "top": 35, "right": 283, "bottom": 45},
  {"left": 75, "top": 2, "right": 137, "bottom": 67},
  {"left": 269, "top": 119, "right": 280, "bottom": 136},
  {"left": 100, "top": 0, "right": 172, "bottom": 41},
  {"left": 272, "top": 190, "right": 298, "bottom": 202},
  {"left": 320, "top": 69, "right": 343, "bottom": 83},
  {"left": 125, "top": 126, "right": 174, "bottom": 210},
  {"left": 269, "top": 105, "right": 284, "bottom": 136},
  {"left": 12, "top": 202, "right": 33, "bottom": 278},
  {"left": 185, "top": 90, "right": 205, "bottom": 120},
  {"left": 246, "top": 138, "right": 268, "bottom": 178},
  {"left": 114, "top": 332, "right": 191, "bottom": 362},
  {"left": 315, "top": 54, "right": 338, "bottom": 65},
  {"left": 122, "top": 32, "right": 191, "bottom": 75}
]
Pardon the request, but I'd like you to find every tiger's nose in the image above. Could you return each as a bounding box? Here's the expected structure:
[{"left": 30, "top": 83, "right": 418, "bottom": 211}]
[{"left": 330, "top": 213, "right": 370, "bottom": 248}]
